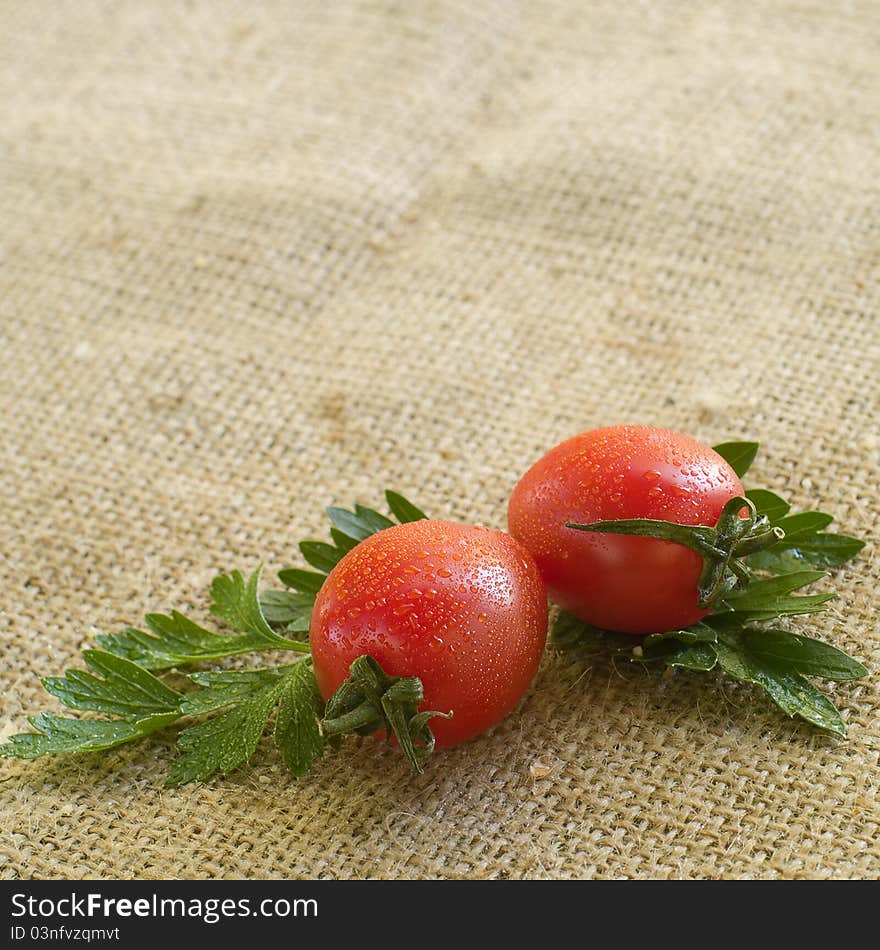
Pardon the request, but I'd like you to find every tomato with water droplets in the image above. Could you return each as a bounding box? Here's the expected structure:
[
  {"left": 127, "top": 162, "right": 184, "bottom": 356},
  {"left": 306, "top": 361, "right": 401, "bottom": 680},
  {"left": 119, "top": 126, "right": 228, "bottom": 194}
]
[
  {"left": 310, "top": 520, "right": 548, "bottom": 747},
  {"left": 507, "top": 426, "right": 744, "bottom": 634}
]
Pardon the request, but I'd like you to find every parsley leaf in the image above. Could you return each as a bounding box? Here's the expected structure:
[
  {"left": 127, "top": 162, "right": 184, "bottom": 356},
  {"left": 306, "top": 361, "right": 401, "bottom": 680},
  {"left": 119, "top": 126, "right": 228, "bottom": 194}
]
[
  {"left": 0, "top": 652, "right": 183, "bottom": 758},
  {"left": 96, "top": 566, "right": 307, "bottom": 670},
  {"left": 711, "top": 570, "right": 835, "bottom": 621},
  {"left": 714, "top": 636, "right": 848, "bottom": 737},
  {"left": 0, "top": 712, "right": 182, "bottom": 758},
  {"left": 1, "top": 491, "right": 434, "bottom": 784},
  {"left": 745, "top": 487, "right": 865, "bottom": 573},
  {"left": 557, "top": 439, "right": 867, "bottom": 736},
  {"left": 166, "top": 659, "right": 325, "bottom": 786},
  {"left": 552, "top": 610, "right": 866, "bottom": 738}
]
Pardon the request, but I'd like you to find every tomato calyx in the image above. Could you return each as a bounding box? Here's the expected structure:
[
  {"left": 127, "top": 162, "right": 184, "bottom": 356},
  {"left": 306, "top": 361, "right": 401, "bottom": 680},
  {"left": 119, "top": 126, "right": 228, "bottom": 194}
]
[
  {"left": 568, "top": 495, "right": 785, "bottom": 610},
  {"left": 321, "top": 655, "right": 453, "bottom": 774}
]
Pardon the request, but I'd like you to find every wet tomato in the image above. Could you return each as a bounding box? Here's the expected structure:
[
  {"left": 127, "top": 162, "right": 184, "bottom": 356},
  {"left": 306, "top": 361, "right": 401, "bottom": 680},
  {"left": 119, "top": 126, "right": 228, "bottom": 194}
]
[
  {"left": 310, "top": 519, "right": 548, "bottom": 747},
  {"left": 507, "top": 425, "right": 744, "bottom": 634}
]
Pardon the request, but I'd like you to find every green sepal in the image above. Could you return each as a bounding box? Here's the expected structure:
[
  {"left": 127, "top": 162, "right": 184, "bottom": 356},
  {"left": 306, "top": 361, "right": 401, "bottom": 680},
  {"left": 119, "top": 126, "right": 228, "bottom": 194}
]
[
  {"left": 321, "top": 656, "right": 451, "bottom": 774},
  {"left": 568, "top": 495, "right": 782, "bottom": 609}
]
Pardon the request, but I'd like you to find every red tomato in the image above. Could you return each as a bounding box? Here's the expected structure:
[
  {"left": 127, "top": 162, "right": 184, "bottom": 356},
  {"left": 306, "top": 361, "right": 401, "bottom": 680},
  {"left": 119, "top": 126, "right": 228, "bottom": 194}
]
[
  {"left": 507, "top": 426, "right": 744, "bottom": 634},
  {"left": 310, "top": 520, "right": 548, "bottom": 748}
]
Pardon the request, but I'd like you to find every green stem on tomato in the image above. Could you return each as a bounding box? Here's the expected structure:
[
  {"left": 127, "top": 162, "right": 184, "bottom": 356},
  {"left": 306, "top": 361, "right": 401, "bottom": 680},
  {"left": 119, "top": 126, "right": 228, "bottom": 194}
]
[
  {"left": 320, "top": 655, "right": 452, "bottom": 774},
  {"left": 567, "top": 496, "right": 786, "bottom": 611}
]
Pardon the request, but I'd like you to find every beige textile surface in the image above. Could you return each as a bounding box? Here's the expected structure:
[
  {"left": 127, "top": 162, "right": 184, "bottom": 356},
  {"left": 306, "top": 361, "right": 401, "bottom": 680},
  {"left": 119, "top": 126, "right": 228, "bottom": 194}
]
[{"left": 1, "top": 0, "right": 878, "bottom": 880}]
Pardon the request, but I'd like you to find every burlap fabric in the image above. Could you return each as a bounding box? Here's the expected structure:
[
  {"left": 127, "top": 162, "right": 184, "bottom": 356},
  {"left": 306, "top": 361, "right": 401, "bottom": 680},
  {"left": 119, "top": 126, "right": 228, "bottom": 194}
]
[{"left": 1, "top": 0, "right": 877, "bottom": 880}]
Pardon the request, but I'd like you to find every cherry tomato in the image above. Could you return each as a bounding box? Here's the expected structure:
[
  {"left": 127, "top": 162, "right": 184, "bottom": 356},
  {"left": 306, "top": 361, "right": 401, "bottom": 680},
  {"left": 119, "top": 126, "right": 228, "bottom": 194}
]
[
  {"left": 507, "top": 425, "right": 744, "bottom": 634},
  {"left": 310, "top": 520, "right": 548, "bottom": 748}
]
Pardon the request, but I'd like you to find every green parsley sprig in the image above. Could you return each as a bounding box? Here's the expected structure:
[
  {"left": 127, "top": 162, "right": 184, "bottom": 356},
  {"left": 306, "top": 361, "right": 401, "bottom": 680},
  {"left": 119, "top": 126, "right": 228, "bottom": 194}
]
[
  {"left": 556, "top": 441, "right": 867, "bottom": 736},
  {"left": 0, "top": 492, "right": 433, "bottom": 784}
]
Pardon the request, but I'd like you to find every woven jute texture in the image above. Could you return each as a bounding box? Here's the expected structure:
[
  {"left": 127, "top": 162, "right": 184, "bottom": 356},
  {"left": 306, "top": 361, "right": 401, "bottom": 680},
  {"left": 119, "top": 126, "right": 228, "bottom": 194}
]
[{"left": 1, "top": 0, "right": 878, "bottom": 880}]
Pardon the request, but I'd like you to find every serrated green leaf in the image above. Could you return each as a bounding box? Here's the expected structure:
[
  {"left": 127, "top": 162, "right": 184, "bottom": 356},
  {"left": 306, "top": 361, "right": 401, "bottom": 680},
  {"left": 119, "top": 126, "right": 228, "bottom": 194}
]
[
  {"left": 712, "top": 441, "right": 759, "bottom": 477},
  {"left": 717, "top": 570, "right": 834, "bottom": 620},
  {"left": 326, "top": 505, "right": 393, "bottom": 541},
  {"left": 761, "top": 671, "right": 847, "bottom": 737},
  {"left": 354, "top": 503, "right": 396, "bottom": 533},
  {"left": 742, "top": 628, "right": 867, "bottom": 681},
  {"left": 1, "top": 651, "right": 185, "bottom": 760},
  {"left": 181, "top": 668, "right": 291, "bottom": 715},
  {"left": 0, "top": 710, "right": 180, "bottom": 758},
  {"left": 775, "top": 511, "right": 835, "bottom": 539},
  {"left": 274, "top": 661, "right": 325, "bottom": 777},
  {"left": 385, "top": 490, "right": 428, "bottom": 524},
  {"left": 210, "top": 568, "right": 281, "bottom": 642},
  {"left": 299, "top": 540, "right": 346, "bottom": 573},
  {"left": 746, "top": 547, "right": 814, "bottom": 574},
  {"left": 42, "top": 651, "right": 181, "bottom": 717},
  {"left": 714, "top": 639, "right": 751, "bottom": 680},
  {"left": 744, "top": 488, "right": 791, "bottom": 522},
  {"left": 98, "top": 604, "right": 307, "bottom": 670},
  {"left": 278, "top": 568, "right": 327, "bottom": 594},
  {"left": 715, "top": 640, "right": 847, "bottom": 736},
  {"left": 786, "top": 533, "right": 865, "bottom": 566},
  {"left": 166, "top": 684, "right": 281, "bottom": 787},
  {"left": 720, "top": 595, "right": 835, "bottom": 622},
  {"left": 325, "top": 506, "right": 372, "bottom": 541},
  {"left": 169, "top": 661, "right": 326, "bottom": 785}
]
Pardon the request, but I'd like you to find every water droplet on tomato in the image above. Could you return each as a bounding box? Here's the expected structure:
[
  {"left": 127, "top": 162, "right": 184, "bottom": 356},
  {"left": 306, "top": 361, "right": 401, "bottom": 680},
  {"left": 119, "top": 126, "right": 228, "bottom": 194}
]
[
  {"left": 437, "top": 568, "right": 452, "bottom": 578},
  {"left": 394, "top": 603, "right": 415, "bottom": 616},
  {"left": 643, "top": 470, "right": 661, "bottom": 482},
  {"left": 428, "top": 635, "right": 445, "bottom": 654}
]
